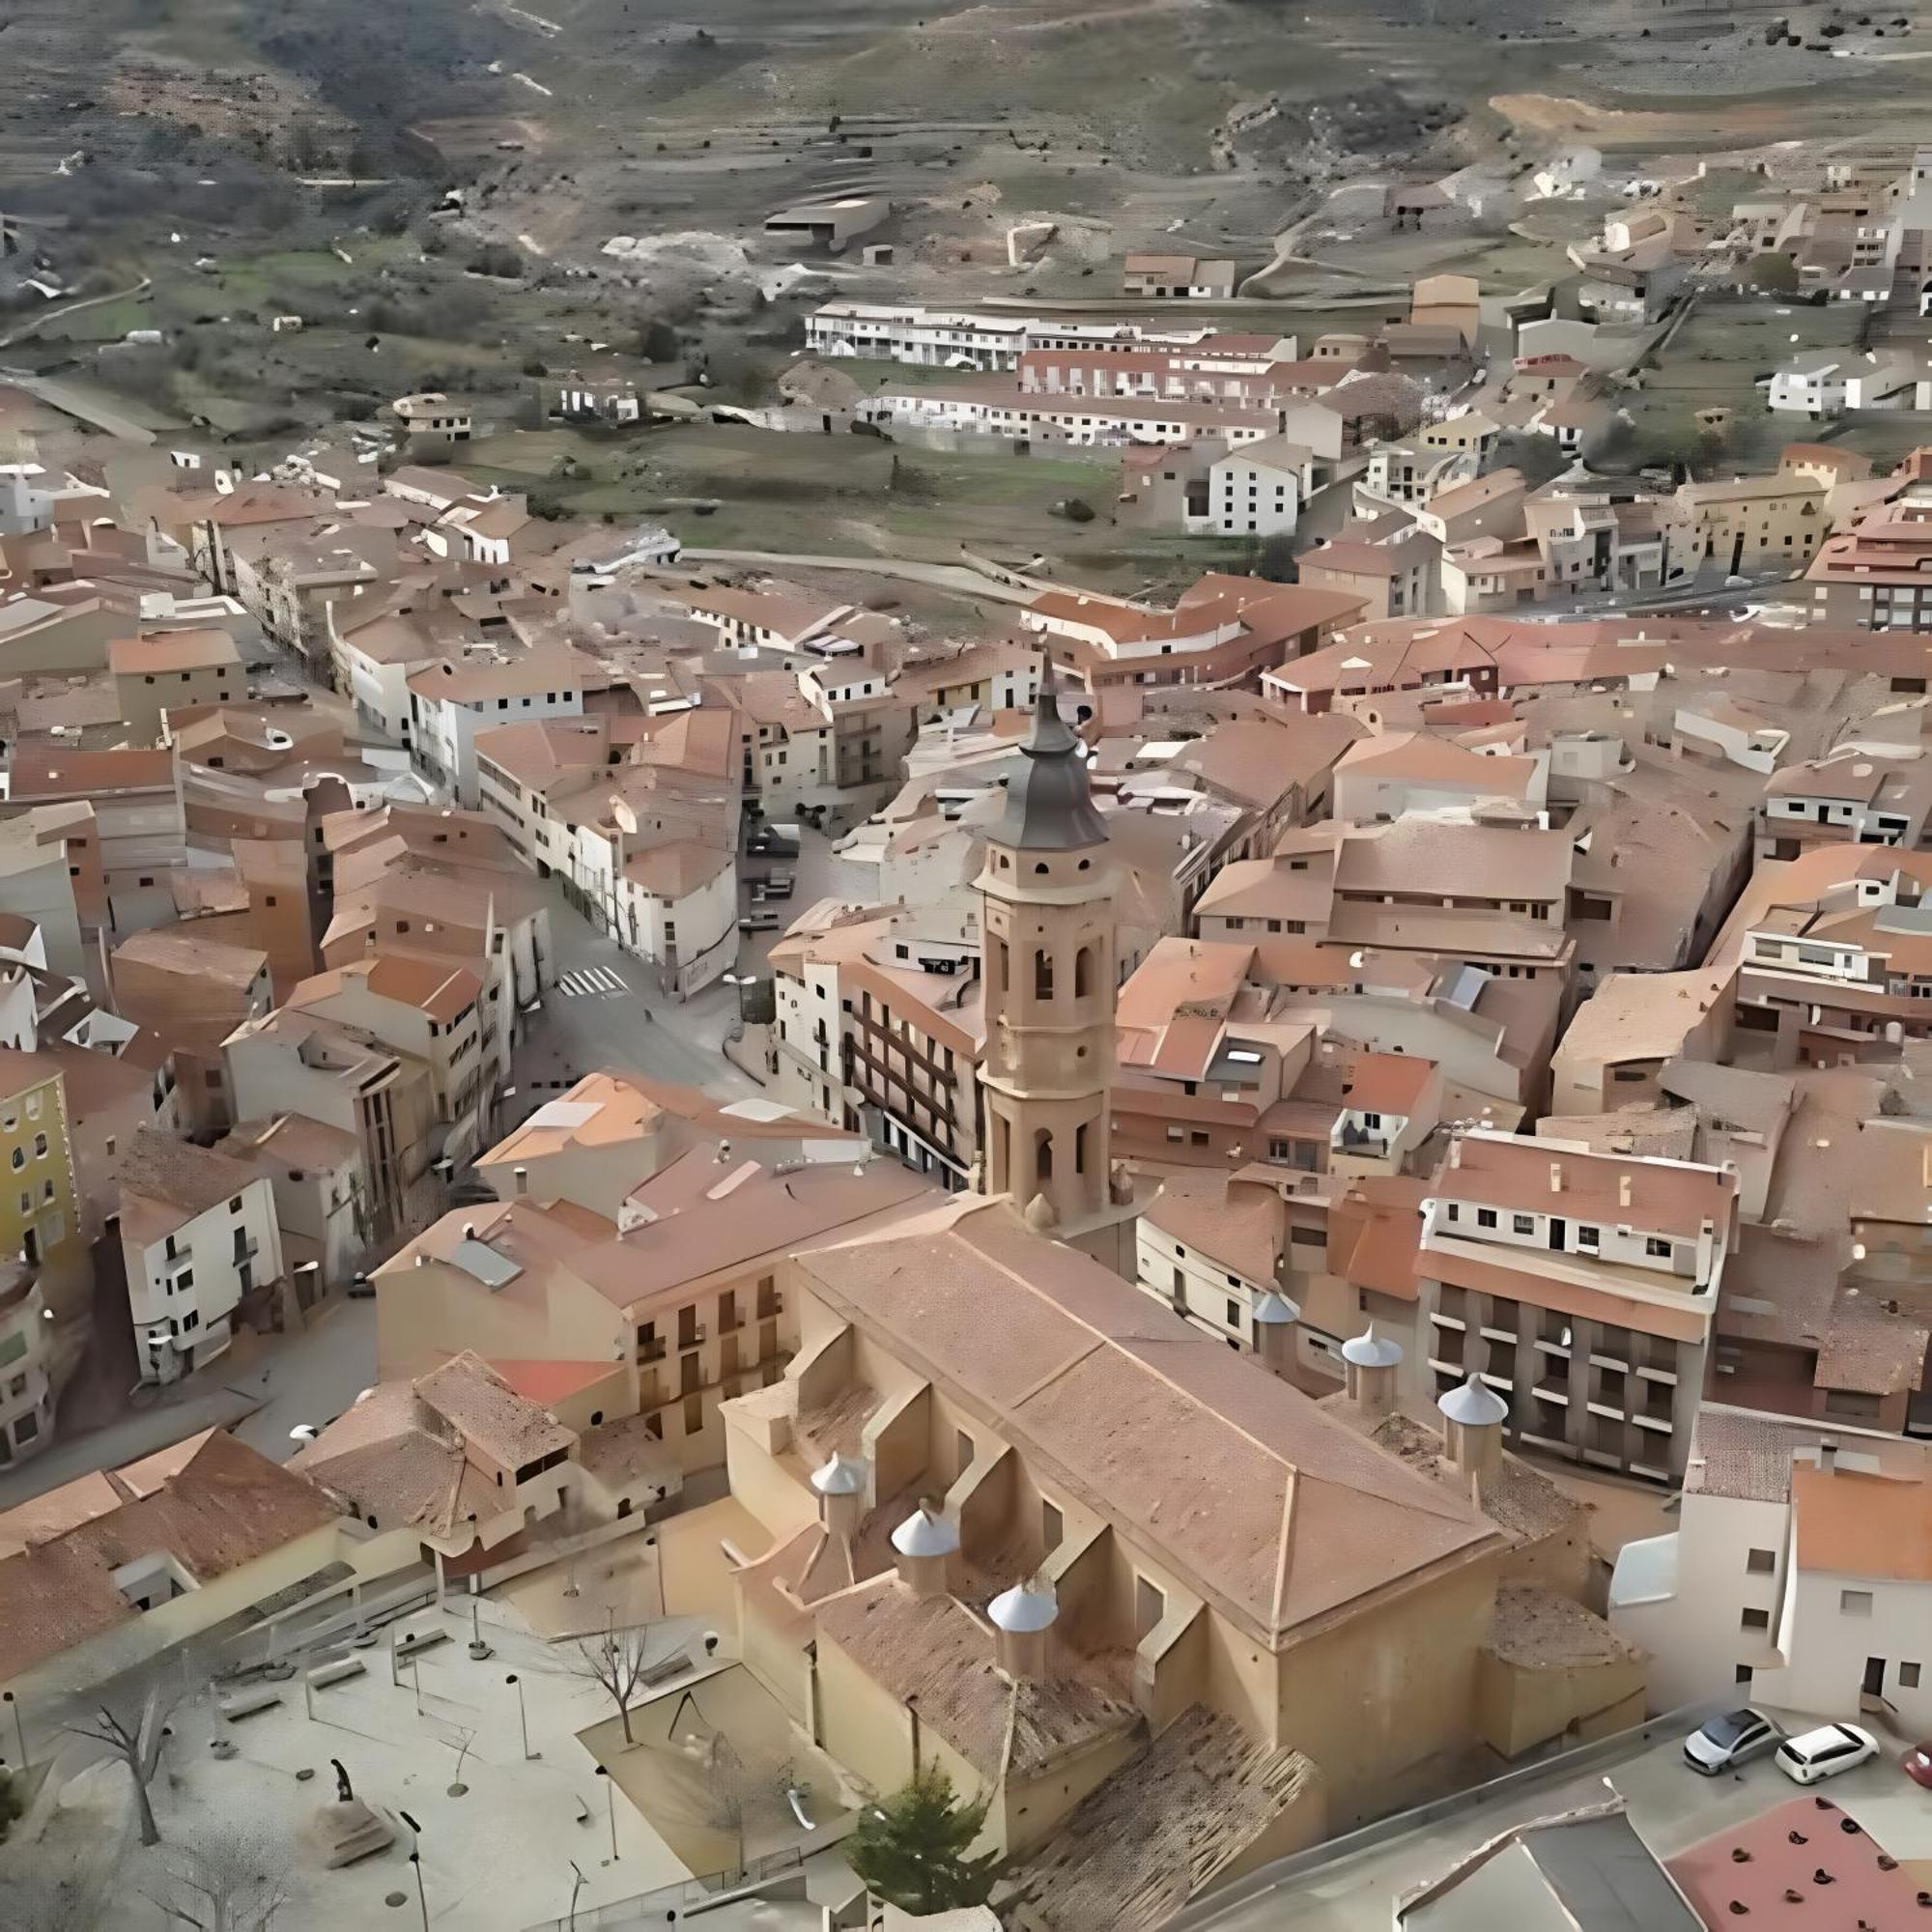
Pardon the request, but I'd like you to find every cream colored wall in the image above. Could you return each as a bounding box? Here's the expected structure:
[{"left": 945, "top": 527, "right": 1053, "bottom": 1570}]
[
  {"left": 375, "top": 1257, "right": 614, "bottom": 1377},
  {"left": 484, "top": 1140, "right": 655, "bottom": 1219},
  {"left": 816, "top": 1631, "right": 1001, "bottom": 1845},
  {"left": 723, "top": 1398, "right": 821, "bottom": 1546},
  {"left": 1474, "top": 1645, "right": 1647, "bottom": 1758},
  {"left": 1272, "top": 1554, "right": 1498, "bottom": 1827},
  {"left": 736, "top": 1566, "right": 815, "bottom": 1724}
]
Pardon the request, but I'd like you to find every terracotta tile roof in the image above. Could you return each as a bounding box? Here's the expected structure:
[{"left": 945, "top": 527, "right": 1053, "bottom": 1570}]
[
  {"left": 0, "top": 1429, "right": 338, "bottom": 1682},
  {"left": 1340, "top": 1050, "right": 1435, "bottom": 1116},
  {"left": 1144, "top": 1171, "right": 1281, "bottom": 1286},
  {"left": 1795, "top": 1460, "right": 1932, "bottom": 1579},
  {"left": 814, "top": 1573, "right": 1140, "bottom": 1779},
  {"left": 111, "top": 924, "right": 265, "bottom": 990},
  {"left": 414, "top": 1350, "right": 574, "bottom": 1468},
  {"left": 289, "top": 954, "right": 481, "bottom": 1027},
  {"left": 1442, "top": 1127, "right": 1735, "bottom": 1243},
  {"left": 115, "top": 1127, "right": 266, "bottom": 1245},
  {"left": 795, "top": 1201, "right": 1497, "bottom": 1644},
  {"left": 108, "top": 629, "right": 242, "bottom": 675},
  {"left": 9, "top": 745, "right": 176, "bottom": 798},
  {"left": 487, "top": 1358, "right": 619, "bottom": 1405}
]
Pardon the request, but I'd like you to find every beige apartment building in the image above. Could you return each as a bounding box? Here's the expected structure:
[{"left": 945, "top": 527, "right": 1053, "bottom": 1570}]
[
  {"left": 770, "top": 903, "right": 984, "bottom": 1188},
  {"left": 223, "top": 1007, "right": 440, "bottom": 1240},
  {"left": 1411, "top": 1126, "right": 1740, "bottom": 1482},
  {"left": 374, "top": 1153, "right": 936, "bottom": 1473},
  {"left": 7, "top": 746, "right": 185, "bottom": 939},
  {"left": 109, "top": 629, "right": 245, "bottom": 741},
  {"left": 285, "top": 954, "right": 491, "bottom": 1167},
  {"left": 1672, "top": 472, "right": 1827, "bottom": 579}
]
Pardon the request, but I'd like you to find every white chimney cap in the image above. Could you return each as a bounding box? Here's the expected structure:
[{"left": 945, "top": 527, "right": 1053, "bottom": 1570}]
[
  {"left": 1342, "top": 1324, "right": 1404, "bottom": 1369},
  {"left": 1437, "top": 1374, "right": 1509, "bottom": 1428},
  {"left": 1253, "top": 1291, "right": 1300, "bottom": 1325},
  {"left": 810, "top": 1452, "right": 868, "bottom": 1497},
  {"left": 891, "top": 1504, "right": 960, "bottom": 1559},
  {"left": 988, "top": 1578, "right": 1058, "bottom": 1634}
]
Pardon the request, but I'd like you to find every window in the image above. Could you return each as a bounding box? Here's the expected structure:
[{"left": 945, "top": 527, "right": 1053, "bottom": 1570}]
[
  {"left": 1512, "top": 1215, "right": 1534, "bottom": 1236},
  {"left": 1577, "top": 1225, "right": 1600, "bottom": 1248},
  {"left": 682, "top": 1391, "right": 704, "bottom": 1435},
  {"left": 1033, "top": 949, "right": 1053, "bottom": 1000},
  {"left": 1747, "top": 1548, "right": 1776, "bottom": 1575},
  {"left": 1741, "top": 1606, "right": 1770, "bottom": 1632},
  {"left": 32, "top": 1134, "right": 45, "bottom": 1160},
  {"left": 8, "top": 1150, "right": 19, "bottom": 1173},
  {"left": 1645, "top": 1237, "right": 1671, "bottom": 1258},
  {"left": 1226, "top": 1299, "right": 1241, "bottom": 1329},
  {"left": 1841, "top": 1589, "right": 1874, "bottom": 1617},
  {"left": 1476, "top": 1208, "right": 1497, "bottom": 1229},
  {"left": 1735, "top": 1663, "right": 1754, "bottom": 1686}
]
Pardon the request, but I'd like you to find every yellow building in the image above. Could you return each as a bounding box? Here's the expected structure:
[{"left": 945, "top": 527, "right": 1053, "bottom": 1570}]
[
  {"left": 0, "top": 1049, "right": 85, "bottom": 1288},
  {"left": 373, "top": 1151, "right": 937, "bottom": 1474},
  {"left": 1671, "top": 472, "right": 1826, "bottom": 579}
]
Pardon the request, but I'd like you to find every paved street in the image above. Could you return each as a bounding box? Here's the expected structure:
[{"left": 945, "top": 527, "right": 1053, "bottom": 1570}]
[
  {"left": 1179, "top": 1711, "right": 1932, "bottom": 1931},
  {"left": 509, "top": 876, "right": 755, "bottom": 1113}
]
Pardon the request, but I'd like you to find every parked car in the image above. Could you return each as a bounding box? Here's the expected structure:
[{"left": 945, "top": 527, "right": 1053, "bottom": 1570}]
[
  {"left": 749, "top": 821, "right": 801, "bottom": 859},
  {"left": 1684, "top": 1709, "right": 1780, "bottom": 1776},
  {"left": 739, "top": 911, "right": 782, "bottom": 933},
  {"left": 1902, "top": 1742, "right": 1932, "bottom": 1788},
  {"left": 1775, "top": 1722, "right": 1879, "bottom": 1785},
  {"left": 346, "top": 1274, "right": 376, "bottom": 1300}
]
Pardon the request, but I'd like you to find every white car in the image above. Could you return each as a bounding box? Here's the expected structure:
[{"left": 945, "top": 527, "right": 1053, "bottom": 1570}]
[{"left": 1775, "top": 1721, "right": 1879, "bottom": 1785}]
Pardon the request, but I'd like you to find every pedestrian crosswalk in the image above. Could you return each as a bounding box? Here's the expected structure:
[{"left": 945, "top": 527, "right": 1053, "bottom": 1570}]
[{"left": 554, "top": 965, "right": 629, "bottom": 998}]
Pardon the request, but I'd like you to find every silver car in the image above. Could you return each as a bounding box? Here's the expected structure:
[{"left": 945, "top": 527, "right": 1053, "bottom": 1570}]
[{"left": 1684, "top": 1708, "right": 1780, "bottom": 1775}]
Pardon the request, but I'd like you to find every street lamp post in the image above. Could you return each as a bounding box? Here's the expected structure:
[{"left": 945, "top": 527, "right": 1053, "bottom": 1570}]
[
  {"left": 400, "top": 1810, "right": 428, "bottom": 1932},
  {"left": 594, "top": 1764, "right": 619, "bottom": 1864},
  {"left": 567, "top": 1861, "right": 586, "bottom": 1931},
  {"left": 505, "top": 1673, "right": 538, "bottom": 1760},
  {"left": 3, "top": 1690, "right": 25, "bottom": 1768}
]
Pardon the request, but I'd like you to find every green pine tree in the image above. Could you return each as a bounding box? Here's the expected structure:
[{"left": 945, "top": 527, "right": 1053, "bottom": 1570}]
[{"left": 849, "top": 1762, "right": 999, "bottom": 1916}]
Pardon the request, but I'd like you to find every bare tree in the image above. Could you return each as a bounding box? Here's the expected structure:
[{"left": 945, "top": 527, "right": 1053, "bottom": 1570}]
[
  {"left": 573, "top": 1625, "right": 654, "bottom": 1746},
  {"left": 146, "top": 1822, "right": 293, "bottom": 1932},
  {"left": 69, "top": 1679, "right": 183, "bottom": 1847}
]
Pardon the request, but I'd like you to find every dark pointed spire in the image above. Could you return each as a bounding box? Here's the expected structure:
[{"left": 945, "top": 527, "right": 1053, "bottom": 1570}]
[{"left": 992, "top": 653, "right": 1108, "bottom": 852}]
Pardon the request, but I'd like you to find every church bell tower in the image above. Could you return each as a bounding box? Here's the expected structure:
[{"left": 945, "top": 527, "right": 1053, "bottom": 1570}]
[{"left": 975, "top": 662, "right": 1115, "bottom": 1233}]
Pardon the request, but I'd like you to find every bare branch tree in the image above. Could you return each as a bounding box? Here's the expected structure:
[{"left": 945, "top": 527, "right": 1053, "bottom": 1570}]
[
  {"left": 145, "top": 1820, "right": 294, "bottom": 1932},
  {"left": 572, "top": 1625, "right": 654, "bottom": 1746},
  {"left": 68, "top": 1680, "right": 180, "bottom": 1847}
]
